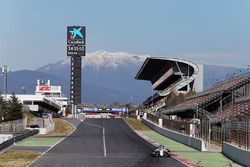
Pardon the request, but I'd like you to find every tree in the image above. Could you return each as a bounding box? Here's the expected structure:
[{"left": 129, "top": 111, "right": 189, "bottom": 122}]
[
  {"left": 0, "top": 95, "right": 7, "bottom": 122},
  {"left": 6, "top": 93, "right": 23, "bottom": 121},
  {"left": 164, "top": 90, "right": 194, "bottom": 108},
  {"left": 186, "top": 90, "right": 196, "bottom": 97},
  {"left": 111, "top": 102, "right": 123, "bottom": 107},
  {"left": 165, "top": 90, "right": 179, "bottom": 108},
  {"left": 125, "top": 103, "right": 132, "bottom": 109}
]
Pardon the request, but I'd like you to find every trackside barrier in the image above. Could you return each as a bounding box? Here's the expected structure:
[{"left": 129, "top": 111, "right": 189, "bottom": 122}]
[
  {"left": 142, "top": 118, "right": 206, "bottom": 151},
  {"left": 223, "top": 142, "right": 250, "bottom": 167},
  {"left": 0, "top": 134, "right": 13, "bottom": 144},
  {"left": 14, "top": 130, "right": 39, "bottom": 143},
  {"left": 0, "top": 130, "right": 39, "bottom": 151}
]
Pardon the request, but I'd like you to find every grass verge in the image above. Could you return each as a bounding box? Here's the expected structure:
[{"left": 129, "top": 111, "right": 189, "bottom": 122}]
[
  {"left": 16, "top": 137, "right": 63, "bottom": 147},
  {"left": 0, "top": 149, "right": 40, "bottom": 167},
  {"left": 124, "top": 118, "right": 151, "bottom": 131},
  {"left": 143, "top": 131, "right": 242, "bottom": 167},
  {"left": 45, "top": 118, "right": 74, "bottom": 136},
  {"left": 23, "top": 112, "right": 36, "bottom": 124}
]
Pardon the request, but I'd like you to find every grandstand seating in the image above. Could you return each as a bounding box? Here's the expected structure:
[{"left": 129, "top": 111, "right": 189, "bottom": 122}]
[
  {"left": 162, "top": 72, "right": 250, "bottom": 122},
  {"left": 215, "top": 99, "right": 250, "bottom": 121},
  {"left": 181, "top": 73, "right": 250, "bottom": 107}
]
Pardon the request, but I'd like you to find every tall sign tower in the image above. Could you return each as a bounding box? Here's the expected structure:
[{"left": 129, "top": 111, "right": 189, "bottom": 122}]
[{"left": 67, "top": 26, "right": 86, "bottom": 105}]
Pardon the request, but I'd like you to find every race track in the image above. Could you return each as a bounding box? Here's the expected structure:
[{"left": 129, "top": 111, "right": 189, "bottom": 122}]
[{"left": 30, "top": 118, "right": 186, "bottom": 167}]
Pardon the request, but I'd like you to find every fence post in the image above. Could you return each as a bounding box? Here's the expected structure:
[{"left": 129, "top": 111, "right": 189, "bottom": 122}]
[
  {"left": 143, "top": 113, "right": 147, "bottom": 120},
  {"left": 246, "top": 120, "right": 248, "bottom": 150},
  {"left": 136, "top": 110, "right": 139, "bottom": 116},
  {"left": 159, "top": 118, "right": 163, "bottom": 127}
]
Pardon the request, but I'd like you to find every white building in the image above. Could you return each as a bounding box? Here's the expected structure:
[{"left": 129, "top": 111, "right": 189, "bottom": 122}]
[{"left": 3, "top": 80, "right": 68, "bottom": 115}]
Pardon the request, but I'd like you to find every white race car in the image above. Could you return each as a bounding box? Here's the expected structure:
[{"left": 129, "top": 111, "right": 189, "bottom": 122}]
[{"left": 151, "top": 145, "right": 171, "bottom": 157}]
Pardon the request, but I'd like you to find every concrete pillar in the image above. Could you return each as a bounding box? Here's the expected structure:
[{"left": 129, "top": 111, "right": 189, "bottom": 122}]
[
  {"left": 143, "top": 113, "right": 147, "bottom": 120},
  {"left": 136, "top": 110, "right": 139, "bottom": 116},
  {"left": 159, "top": 118, "right": 163, "bottom": 127}
]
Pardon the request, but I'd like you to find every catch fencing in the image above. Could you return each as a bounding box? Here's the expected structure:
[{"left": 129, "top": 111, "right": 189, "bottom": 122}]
[
  {"left": 211, "top": 120, "right": 250, "bottom": 150},
  {"left": 147, "top": 113, "right": 192, "bottom": 136}
]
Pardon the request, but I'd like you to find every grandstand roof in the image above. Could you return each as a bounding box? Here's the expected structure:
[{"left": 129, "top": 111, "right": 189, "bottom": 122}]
[
  {"left": 135, "top": 57, "right": 195, "bottom": 91},
  {"left": 136, "top": 57, "right": 182, "bottom": 81},
  {"left": 135, "top": 57, "right": 197, "bottom": 96}
]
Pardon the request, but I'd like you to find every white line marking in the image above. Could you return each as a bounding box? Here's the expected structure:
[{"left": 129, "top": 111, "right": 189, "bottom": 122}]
[
  {"left": 83, "top": 121, "right": 107, "bottom": 157},
  {"left": 103, "top": 128, "right": 106, "bottom": 157},
  {"left": 26, "top": 120, "right": 78, "bottom": 167}
]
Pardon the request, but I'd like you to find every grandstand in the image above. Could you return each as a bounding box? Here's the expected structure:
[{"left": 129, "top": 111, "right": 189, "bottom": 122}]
[
  {"left": 161, "top": 72, "right": 250, "bottom": 123},
  {"left": 136, "top": 57, "right": 250, "bottom": 122},
  {"left": 136, "top": 57, "right": 250, "bottom": 150},
  {"left": 135, "top": 57, "right": 203, "bottom": 111}
]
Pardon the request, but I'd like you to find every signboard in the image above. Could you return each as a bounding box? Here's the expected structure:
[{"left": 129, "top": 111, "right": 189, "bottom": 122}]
[
  {"left": 67, "top": 26, "right": 86, "bottom": 57},
  {"left": 80, "top": 107, "right": 128, "bottom": 113},
  {"left": 67, "top": 26, "right": 86, "bottom": 45},
  {"left": 82, "top": 107, "right": 98, "bottom": 112},
  {"left": 38, "top": 86, "right": 51, "bottom": 91},
  {"left": 67, "top": 45, "right": 85, "bottom": 56}
]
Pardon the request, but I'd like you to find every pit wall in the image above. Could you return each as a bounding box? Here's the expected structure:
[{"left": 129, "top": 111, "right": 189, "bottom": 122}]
[
  {"left": 142, "top": 115, "right": 206, "bottom": 151},
  {"left": 223, "top": 142, "right": 250, "bottom": 167}
]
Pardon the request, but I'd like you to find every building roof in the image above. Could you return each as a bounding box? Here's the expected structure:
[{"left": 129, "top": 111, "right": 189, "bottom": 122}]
[{"left": 135, "top": 57, "right": 195, "bottom": 91}]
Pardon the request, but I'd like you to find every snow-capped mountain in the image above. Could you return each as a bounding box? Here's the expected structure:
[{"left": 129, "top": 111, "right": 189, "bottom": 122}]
[
  {"left": 36, "top": 50, "right": 152, "bottom": 104},
  {"left": 1, "top": 50, "right": 247, "bottom": 104},
  {"left": 38, "top": 50, "right": 148, "bottom": 71}
]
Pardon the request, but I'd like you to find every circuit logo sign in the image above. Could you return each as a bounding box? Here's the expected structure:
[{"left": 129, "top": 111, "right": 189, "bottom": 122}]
[{"left": 67, "top": 26, "right": 85, "bottom": 45}]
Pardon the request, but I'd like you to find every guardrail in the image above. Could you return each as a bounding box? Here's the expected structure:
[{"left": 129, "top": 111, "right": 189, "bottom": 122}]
[
  {"left": 0, "top": 130, "right": 39, "bottom": 151},
  {"left": 142, "top": 117, "right": 206, "bottom": 151},
  {"left": 223, "top": 142, "right": 250, "bottom": 167}
]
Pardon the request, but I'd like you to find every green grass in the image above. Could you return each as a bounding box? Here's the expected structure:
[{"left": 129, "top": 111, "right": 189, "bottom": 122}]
[
  {"left": 143, "top": 131, "right": 242, "bottom": 167},
  {"left": 45, "top": 118, "right": 74, "bottom": 136},
  {"left": 16, "top": 137, "right": 63, "bottom": 147},
  {"left": 125, "top": 118, "right": 151, "bottom": 130}
]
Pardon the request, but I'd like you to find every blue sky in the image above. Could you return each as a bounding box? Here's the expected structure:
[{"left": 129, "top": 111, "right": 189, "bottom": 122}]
[{"left": 1, "top": 0, "right": 250, "bottom": 70}]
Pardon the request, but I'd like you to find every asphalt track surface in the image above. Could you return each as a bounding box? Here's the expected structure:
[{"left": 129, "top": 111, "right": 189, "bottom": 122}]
[{"left": 30, "top": 118, "right": 186, "bottom": 167}]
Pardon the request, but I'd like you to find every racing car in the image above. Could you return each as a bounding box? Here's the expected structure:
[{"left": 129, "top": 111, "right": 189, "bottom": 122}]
[{"left": 151, "top": 145, "right": 171, "bottom": 157}]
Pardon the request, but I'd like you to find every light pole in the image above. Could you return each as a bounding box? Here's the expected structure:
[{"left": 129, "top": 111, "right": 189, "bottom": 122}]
[{"left": 1, "top": 65, "right": 8, "bottom": 99}]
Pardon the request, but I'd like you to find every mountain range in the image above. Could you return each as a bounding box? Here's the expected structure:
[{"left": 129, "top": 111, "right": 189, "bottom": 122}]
[{"left": 0, "top": 50, "right": 247, "bottom": 104}]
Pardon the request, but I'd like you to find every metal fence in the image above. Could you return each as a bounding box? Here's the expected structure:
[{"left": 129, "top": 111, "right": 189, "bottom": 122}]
[
  {"left": 162, "top": 118, "right": 191, "bottom": 135},
  {"left": 197, "top": 111, "right": 210, "bottom": 148},
  {"left": 211, "top": 120, "right": 250, "bottom": 150},
  {"left": 147, "top": 113, "right": 191, "bottom": 136},
  {"left": 147, "top": 112, "right": 250, "bottom": 150},
  {"left": 147, "top": 113, "right": 159, "bottom": 124}
]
